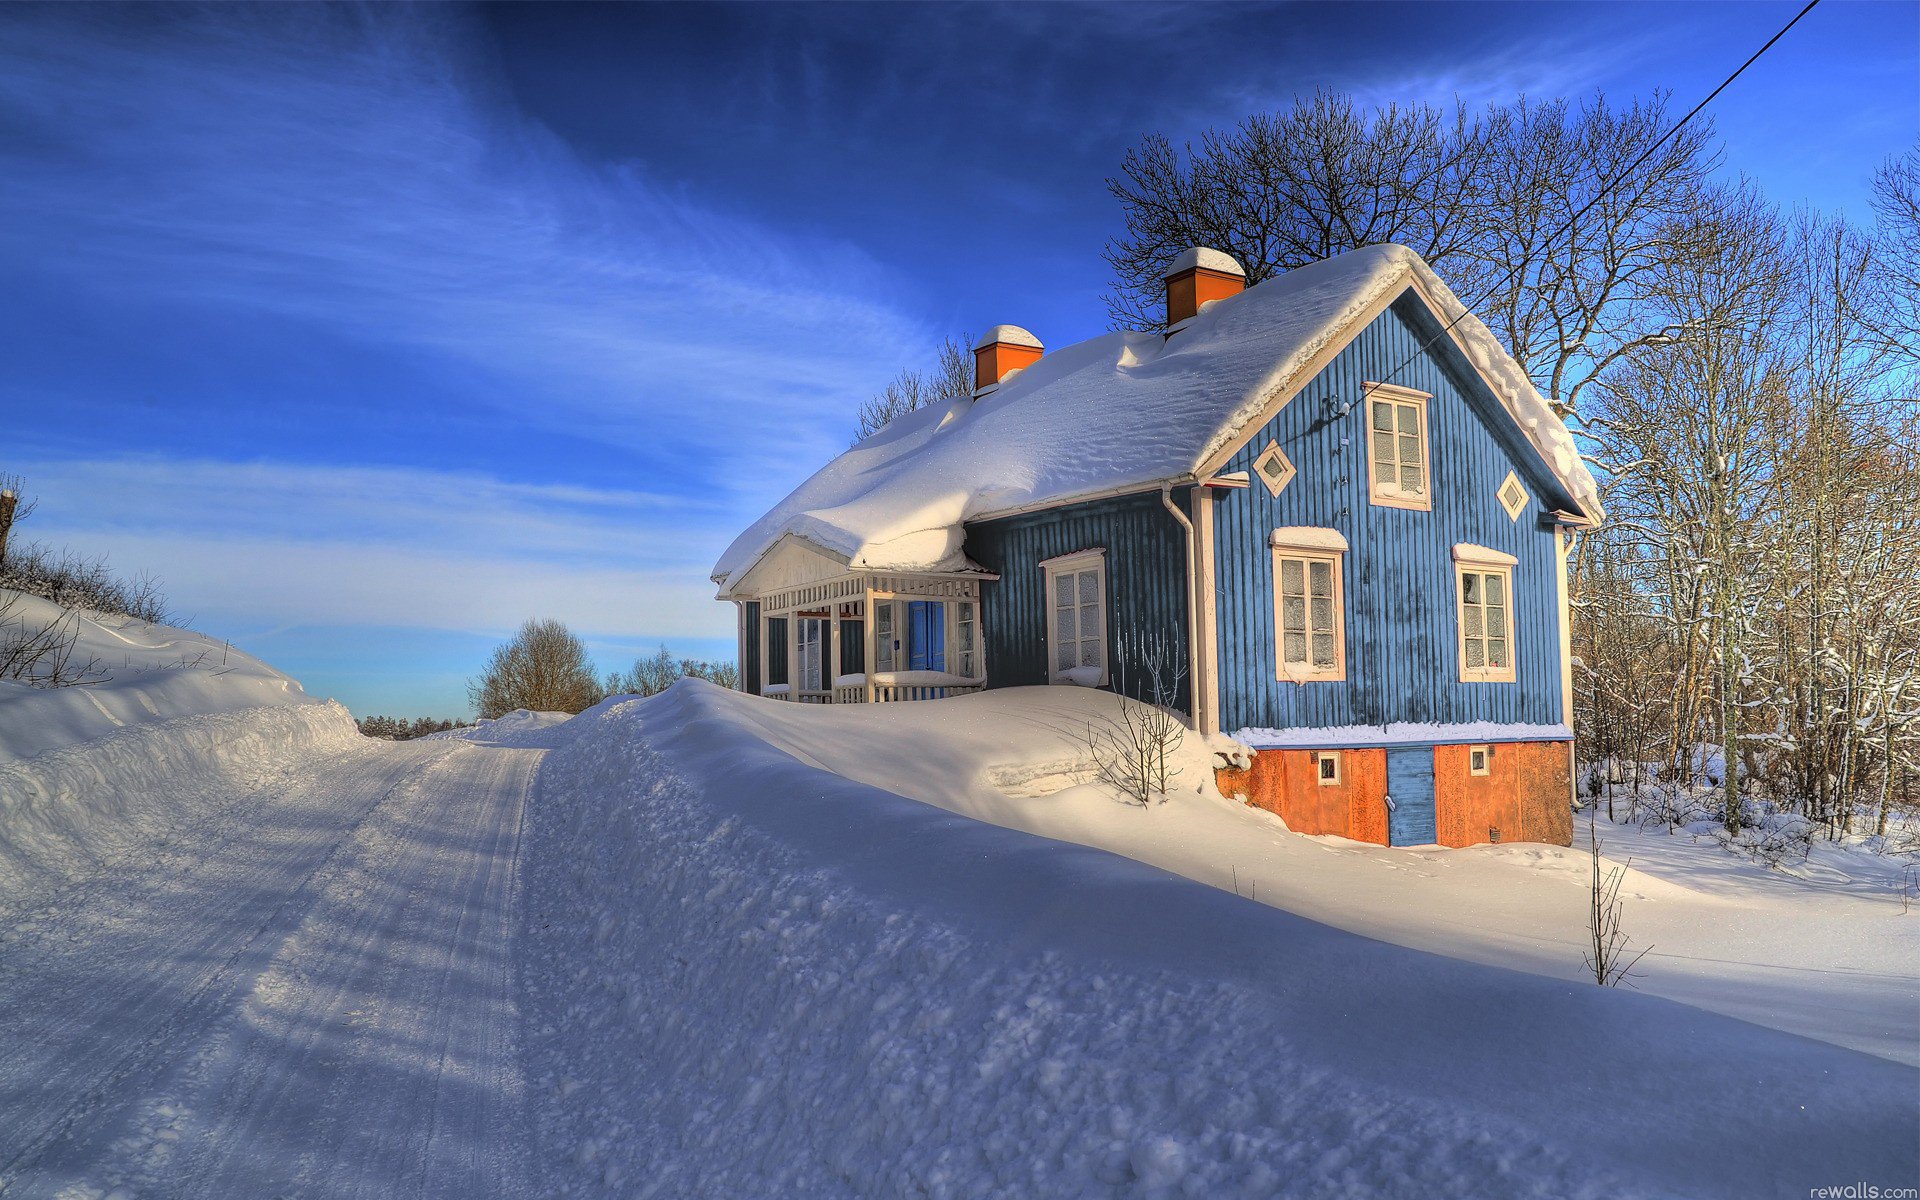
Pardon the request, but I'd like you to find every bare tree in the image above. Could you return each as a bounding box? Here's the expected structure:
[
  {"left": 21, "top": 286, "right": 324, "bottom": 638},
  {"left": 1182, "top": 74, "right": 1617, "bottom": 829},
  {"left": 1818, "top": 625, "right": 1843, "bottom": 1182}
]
[
  {"left": 606, "top": 645, "right": 740, "bottom": 697},
  {"left": 1102, "top": 89, "right": 1716, "bottom": 392},
  {"left": 468, "top": 618, "right": 603, "bottom": 719},
  {"left": 1868, "top": 142, "right": 1920, "bottom": 364},
  {"left": 1103, "top": 91, "right": 1490, "bottom": 329},
  {"left": 1583, "top": 812, "right": 1651, "bottom": 987},
  {"left": 854, "top": 334, "right": 974, "bottom": 442}
]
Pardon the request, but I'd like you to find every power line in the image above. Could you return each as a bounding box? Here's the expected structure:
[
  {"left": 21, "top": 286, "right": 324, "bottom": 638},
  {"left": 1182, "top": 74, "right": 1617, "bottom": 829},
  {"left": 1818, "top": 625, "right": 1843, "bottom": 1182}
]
[{"left": 1361, "top": 0, "right": 1822, "bottom": 409}]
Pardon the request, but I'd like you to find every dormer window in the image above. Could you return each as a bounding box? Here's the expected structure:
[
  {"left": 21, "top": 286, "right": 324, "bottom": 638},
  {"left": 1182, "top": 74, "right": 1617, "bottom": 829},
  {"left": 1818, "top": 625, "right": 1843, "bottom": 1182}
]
[{"left": 1365, "top": 382, "right": 1432, "bottom": 511}]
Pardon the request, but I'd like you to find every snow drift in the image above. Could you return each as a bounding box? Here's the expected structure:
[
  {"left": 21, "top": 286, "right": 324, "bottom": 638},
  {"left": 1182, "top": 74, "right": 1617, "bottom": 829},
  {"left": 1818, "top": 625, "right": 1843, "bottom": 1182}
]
[
  {"left": 522, "top": 680, "right": 1916, "bottom": 1197},
  {"left": 0, "top": 591, "right": 355, "bottom": 921}
]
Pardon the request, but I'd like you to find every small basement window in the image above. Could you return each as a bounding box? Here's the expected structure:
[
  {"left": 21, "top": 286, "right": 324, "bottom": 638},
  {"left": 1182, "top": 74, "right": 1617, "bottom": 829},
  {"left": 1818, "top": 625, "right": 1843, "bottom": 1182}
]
[
  {"left": 1469, "top": 745, "right": 1491, "bottom": 776},
  {"left": 1497, "top": 471, "right": 1530, "bottom": 521},
  {"left": 1252, "top": 441, "right": 1296, "bottom": 497},
  {"left": 1365, "top": 382, "right": 1432, "bottom": 511},
  {"left": 1315, "top": 750, "right": 1342, "bottom": 786}
]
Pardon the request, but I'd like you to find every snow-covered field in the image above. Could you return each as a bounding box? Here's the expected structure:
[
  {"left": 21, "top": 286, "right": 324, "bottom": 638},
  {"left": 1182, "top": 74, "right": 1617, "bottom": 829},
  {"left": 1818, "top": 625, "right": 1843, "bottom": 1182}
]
[
  {"left": 1, "top": 603, "right": 1913, "bottom": 1197},
  {"left": 668, "top": 682, "right": 1920, "bottom": 1068},
  {"left": 523, "top": 682, "right": 1916, "bottom": 1197}
]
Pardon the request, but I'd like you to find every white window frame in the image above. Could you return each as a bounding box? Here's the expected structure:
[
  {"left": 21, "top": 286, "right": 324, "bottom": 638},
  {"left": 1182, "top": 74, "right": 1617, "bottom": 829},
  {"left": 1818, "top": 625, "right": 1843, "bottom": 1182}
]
[
  {"left": 1315, "top": 750, "right": 1342, "bottom": 786},
  {"left": 953, "top": 598, "right": 980, "bottom": 680},
  {"left": 873, "top": 599, "right": 899, "bottom": 674},
  {"left": 1468, "top": 744, "right": 1492, "bottom": 776},
  {"left": 1496, "top": 470, "right": 1530, "bottom": 522},
  {"left": 1251, "top": 440, "right": 1296, "bottom": 497},
  {"left": 1364, "top": 382, "right": 1433, "bottom": 512},
  {"left": 1453, "top": 544, "right": 1518, "bottom": 684},
  {"left": 796, "top": 617, "right": 825, "bottom": 692},
  {"left": 1271, "top": 529, "right": 1347, "bottom": 683},
  {"left": 1040, "top": 548, "right": 1108, "bottom": 686}
]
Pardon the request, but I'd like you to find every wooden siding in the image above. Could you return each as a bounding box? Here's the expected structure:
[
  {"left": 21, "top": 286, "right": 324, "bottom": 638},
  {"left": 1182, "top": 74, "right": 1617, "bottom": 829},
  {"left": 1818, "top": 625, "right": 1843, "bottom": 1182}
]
[
  {"left": 1220, "top": 741, "right": 1572, "bottom": 846},
  {"left": 965, "top": 489, "right": 1192, "bottom": 712},
  {"left": 742, "top": 601, "right": 761, "bottom": 695},
  {"left": 1227, "top": 748, "right": 1390, "bottom": 845},
  {"left": 1433, "top": 741, "right": 1574, "bottom": 846},
  {"left": 1212, "top": 293, "right": 1567, "bottom": 734}
]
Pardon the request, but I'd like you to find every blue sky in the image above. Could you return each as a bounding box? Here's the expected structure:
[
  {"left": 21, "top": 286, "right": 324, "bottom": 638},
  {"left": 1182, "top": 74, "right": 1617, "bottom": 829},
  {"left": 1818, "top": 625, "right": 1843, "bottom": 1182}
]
[{"left": 4, "top": 1, "right": 1914, "bottom": 717}]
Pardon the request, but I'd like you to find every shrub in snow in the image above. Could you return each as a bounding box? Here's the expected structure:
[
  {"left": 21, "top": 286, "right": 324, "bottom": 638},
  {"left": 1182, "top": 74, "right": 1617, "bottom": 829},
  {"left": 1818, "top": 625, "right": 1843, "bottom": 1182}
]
[
  {"left": 0, "top": 542, "right": 170, "bottom": 626},
  {"left": 1079, "top": 630, "right": 1186, "bottom": 806},
  {"left": 1582, "top": 813, "right": 1650, "bottom": 988},
  {"left": 0, "top": 591, "right": 106, "bottom": 688}
]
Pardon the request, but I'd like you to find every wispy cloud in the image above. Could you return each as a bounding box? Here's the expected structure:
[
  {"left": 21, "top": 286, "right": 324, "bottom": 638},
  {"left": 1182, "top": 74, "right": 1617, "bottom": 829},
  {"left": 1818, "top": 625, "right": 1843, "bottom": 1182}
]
[
  {"left": 18, "top": 456, "right": 733, "bottom": 641},
  {"left": 0, "top": 5, "right": 927, "bottom": 476}
]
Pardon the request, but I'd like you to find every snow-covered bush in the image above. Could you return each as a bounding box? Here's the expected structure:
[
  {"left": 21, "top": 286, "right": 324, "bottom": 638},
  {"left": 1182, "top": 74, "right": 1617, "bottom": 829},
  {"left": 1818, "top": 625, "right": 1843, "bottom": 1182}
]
[{"left": 0, "top": 591, "right": 105, "bottom": 688}]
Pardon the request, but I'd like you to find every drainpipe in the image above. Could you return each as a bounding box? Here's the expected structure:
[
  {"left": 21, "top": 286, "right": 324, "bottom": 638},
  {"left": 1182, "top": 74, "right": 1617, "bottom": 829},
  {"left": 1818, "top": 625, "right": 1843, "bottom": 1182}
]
[{"left": 1160, "top": 481, "right": 1202, "bottom": 731}]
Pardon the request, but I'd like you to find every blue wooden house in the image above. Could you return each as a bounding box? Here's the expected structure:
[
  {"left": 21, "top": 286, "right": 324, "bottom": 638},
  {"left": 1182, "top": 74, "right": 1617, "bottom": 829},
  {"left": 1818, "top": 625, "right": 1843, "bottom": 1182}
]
[{"left": 711, "top": 245, "right": 1601, "bottom": 846}]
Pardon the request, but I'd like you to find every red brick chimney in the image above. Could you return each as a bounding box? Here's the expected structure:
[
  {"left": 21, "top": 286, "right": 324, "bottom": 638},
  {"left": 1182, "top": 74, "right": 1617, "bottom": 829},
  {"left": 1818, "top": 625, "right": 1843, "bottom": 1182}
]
[
  {"left": 972, "top": 325, "right": 1043, "bottom": 394},
  {"left": 1164, "top": 247, "right": 1246, "bottom": 327}
]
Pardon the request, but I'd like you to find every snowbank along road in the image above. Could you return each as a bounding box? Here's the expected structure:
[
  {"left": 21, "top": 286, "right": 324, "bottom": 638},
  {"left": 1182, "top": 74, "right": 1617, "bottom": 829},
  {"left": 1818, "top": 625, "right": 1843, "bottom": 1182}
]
[{"left": 0, "top": 727, "right": 536, "bottom": 1198}]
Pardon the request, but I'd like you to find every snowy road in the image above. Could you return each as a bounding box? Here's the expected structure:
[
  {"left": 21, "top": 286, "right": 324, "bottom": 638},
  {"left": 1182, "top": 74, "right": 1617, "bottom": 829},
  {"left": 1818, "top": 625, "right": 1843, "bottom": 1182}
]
[{"left": 0, "top": 737, "right": 536, "bottom": 1198}]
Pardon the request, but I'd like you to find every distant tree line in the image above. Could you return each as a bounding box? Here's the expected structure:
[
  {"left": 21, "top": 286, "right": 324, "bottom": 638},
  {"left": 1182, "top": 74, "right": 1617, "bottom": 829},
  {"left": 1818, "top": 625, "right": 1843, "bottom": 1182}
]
[
  {"left": 356, "top": 715, "right": 471, "bottom": 740},
  {"left": 466, "top": 617, "right": 738, "bottom": 720}
]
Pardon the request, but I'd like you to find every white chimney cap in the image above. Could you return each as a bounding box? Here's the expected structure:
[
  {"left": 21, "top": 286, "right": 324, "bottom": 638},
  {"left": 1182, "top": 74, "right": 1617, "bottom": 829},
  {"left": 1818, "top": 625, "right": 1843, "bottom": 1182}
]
[
  {"left": 1164, "top": 247, "right": 1246, "bottom": 279},
  {"left": 974, "top": 324, "right": 1043, "bottom": 350}
]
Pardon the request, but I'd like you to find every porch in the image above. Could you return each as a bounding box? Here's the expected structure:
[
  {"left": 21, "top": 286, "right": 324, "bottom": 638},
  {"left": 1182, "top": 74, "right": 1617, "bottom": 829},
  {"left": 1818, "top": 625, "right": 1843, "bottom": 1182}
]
[{"left": 749, "top": 570, "right": 989, "bottom": 704}]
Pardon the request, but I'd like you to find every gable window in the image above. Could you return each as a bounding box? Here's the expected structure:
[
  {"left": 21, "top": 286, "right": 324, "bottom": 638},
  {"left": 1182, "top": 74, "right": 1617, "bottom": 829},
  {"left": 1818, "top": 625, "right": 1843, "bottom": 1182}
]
[
  {"left": 1270, "top": 528, "right": 1347, "bottom": 682},
  {"left": 1496, "top": 471, "right": 1530, "bottom": 522},
  {"left": 1453, "top": 544, "right": 1518, "bottom": 683},
  {"left": 1365, "top": 382, "right": 1432, "bottom": 511},
  {"left": 1251, "top": 441, "right": 1296, "bottom": 497},
  {"left": 1315, "top": 750, "right": 1342, "bottom": 786},
  {"left": 1040, "top": 549, "right": 1107, "bottom": 685},
  {"left": 1469, "top": 745, "right": 1492, "bottom": 776}
]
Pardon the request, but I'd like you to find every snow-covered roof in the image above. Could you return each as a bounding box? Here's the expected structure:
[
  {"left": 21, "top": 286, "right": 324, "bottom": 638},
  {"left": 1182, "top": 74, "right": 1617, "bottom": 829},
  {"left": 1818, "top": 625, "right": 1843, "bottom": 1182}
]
[{"left": 713, "top": 244, "right": 1601, "bottom": 594}]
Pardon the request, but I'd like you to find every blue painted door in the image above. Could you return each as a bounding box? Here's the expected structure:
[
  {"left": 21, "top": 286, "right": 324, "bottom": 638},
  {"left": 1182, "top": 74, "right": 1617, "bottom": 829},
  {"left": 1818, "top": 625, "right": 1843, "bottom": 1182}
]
[
  {"left": 907, "top": 601, "right": 946, "bottom": 671},
  {"left": 1386, "top": 747, "right": 1437, "bottom": 846}
]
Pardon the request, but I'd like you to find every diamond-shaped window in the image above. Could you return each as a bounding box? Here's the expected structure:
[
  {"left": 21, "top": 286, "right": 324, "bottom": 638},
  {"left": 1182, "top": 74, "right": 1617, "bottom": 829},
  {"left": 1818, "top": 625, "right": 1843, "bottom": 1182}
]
[
  {"left": 1497, "top": 471, "right": 1530, "bottom": 521},
  {"left": 1252, "top": 442, "right": 1296, "bottom": 497}
]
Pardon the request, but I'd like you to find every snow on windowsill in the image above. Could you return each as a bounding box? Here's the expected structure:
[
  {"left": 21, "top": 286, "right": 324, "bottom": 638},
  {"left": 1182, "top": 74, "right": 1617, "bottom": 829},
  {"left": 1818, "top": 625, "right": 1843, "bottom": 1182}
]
[
  {"left": 1270, "top": 526, "right": 1349, "bottom": 552},
  {"left": 1056, "top": 666, "right": 1106, "bottom": 687}
]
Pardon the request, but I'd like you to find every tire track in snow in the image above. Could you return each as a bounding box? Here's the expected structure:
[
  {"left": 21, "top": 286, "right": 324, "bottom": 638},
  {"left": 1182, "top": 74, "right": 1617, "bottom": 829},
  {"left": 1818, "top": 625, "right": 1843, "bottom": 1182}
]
[
  {"left": 162, "top": 742, "right": 536, "bottom": 1198},
  {"left": 0, "top": 737, "right": 535, "bottom": 1198},
  {"left": 0, "top": 740, "right": 445, "bottom": 1192}
]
